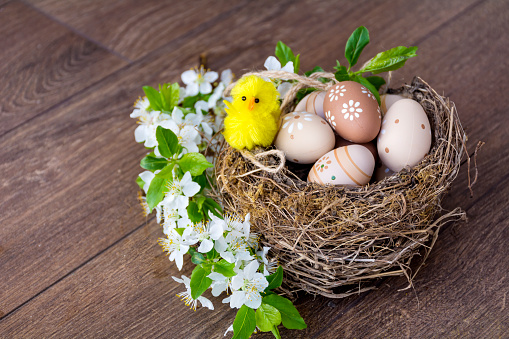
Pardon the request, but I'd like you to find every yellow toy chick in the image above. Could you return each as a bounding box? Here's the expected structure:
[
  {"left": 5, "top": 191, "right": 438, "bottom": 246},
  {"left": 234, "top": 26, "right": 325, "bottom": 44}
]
[{"left": 223, "top": 75, "right": 281, "bottom": 150}]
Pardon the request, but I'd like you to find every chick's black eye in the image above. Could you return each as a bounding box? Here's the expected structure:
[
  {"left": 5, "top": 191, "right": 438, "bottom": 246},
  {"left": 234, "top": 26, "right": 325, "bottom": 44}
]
[
  {"left": 254, "top": 98, "right": 260, "bottom": 103},
  {"left": 242, "top": 96, "right": 246, "bottom": 101}
]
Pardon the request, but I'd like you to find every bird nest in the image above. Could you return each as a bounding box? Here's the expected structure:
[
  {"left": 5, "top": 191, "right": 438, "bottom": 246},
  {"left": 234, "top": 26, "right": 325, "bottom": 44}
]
[{"left": 214, "top": 72, "right": 472, "bottom": 298}]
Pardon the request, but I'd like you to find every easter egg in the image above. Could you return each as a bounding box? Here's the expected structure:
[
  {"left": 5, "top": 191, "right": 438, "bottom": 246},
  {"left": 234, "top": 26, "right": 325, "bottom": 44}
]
[
  {"left": 335, "top": 135, "right": 377, "bottom": 160},
  {"left": 275, "top": 112, "right": 335, "bottom": 164},
  {"left": 380, "top": 94, "right": 406, "bottom": 115},
  {"left": 323, "top": 81, "right": 381, "bottom": 143},
  {"left": 307, "top": 145, "right": 375, "bottom": 186},
  {"left": 295, "top": 91, "right": 326, "bottom": 119},
  {"left": 377, "top": 99, "right": 432, "bottom": 172}
]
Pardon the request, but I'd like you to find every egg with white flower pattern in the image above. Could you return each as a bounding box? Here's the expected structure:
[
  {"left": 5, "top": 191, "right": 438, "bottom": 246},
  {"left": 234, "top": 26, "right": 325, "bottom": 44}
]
[
  {"left": 323, "top": 81, "right": 381, "bottom": 143},
  {"left": 275, "top": 112, "right": 335, "bottom": 164},
  {"left": 307, "top": 145, "right": 375, "bottom": 186}
]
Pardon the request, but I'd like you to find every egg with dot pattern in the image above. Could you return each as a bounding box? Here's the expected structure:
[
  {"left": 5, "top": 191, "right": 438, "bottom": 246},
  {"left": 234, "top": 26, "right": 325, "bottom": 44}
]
[
  {"left": 275, "top": 112, "right": 335, "bottom": 164},
  {"left": 377, "top": 99, "right": 431, "bottom": 172},
  {"left": 323, "top": 81, "right": 381, "bottom": 143},
  {"left": 308, "top": 145, "right": 375, "bottom": 186}
]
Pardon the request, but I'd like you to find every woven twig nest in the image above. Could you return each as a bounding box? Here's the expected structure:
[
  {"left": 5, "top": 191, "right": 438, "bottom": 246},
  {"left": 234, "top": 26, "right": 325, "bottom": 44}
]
[{"left": 215, "top": 72, "right": 468, "bottom": 298}]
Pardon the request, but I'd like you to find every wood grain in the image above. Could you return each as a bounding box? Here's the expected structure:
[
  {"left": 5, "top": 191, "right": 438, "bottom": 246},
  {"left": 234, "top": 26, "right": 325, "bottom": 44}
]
[
  {"left": 25, "top": 0, "right": 244, "bottom": 61},
  {"left": 1, "top": 0, "right": 507, "bottom": 337},
  {"left": 0, "top": 1, "right": 127, "bottom": 135}
]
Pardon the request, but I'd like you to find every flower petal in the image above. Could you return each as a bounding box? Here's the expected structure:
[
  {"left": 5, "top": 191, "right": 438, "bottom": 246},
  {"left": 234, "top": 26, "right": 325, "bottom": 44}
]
[
  {"left": 230, "top": 291, "right": 246, "bottom": 309},
  {"left": 198, "top": 296, "right": 214, "bottom": 310},
  {"left": 264, "top": 56, "right": 281, "bottom": 71},
  {"left": 198, "top": 239, "right": 214, "bottom": 253},
  {"left": 204, "top": 71, "right": 218, "bottom": 83},
  {"left": 281, "top": 61, "right": 295, "bottom": 73},
  {"left": 182, "top": 181, "right": 200, "bottom": 198},
  {"left": 244, "top": 292, "right": 262, "bottom": 309},
  {"left": 186, "top": 83, "right": 199, "bottom": 97},
  {"left": 181, "top": 70, "right": 197, "bottom": 84},
  {"left": 244, "top": 260, "right": 260, "bottom": 280}
]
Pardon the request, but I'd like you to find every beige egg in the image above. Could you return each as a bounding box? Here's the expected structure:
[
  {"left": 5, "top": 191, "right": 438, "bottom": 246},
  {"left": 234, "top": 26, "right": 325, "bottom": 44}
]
[
  {"left": 295, "top": 91, "right": 326, "bottom": 119},
  {"left": 307, "top": 145, "right": 375, "bottom": 186},
  {"left": 380, "top": 94, "right": 406, "bottom": 116},
  {"left": 275, "top": 112, "right": 335, "bottom": 164},
  {"left": 377, "top": 99, "right": 432, "bottom": 172},
  {"left": 323, "top": 81, "right": 381, "bottom": 143}
]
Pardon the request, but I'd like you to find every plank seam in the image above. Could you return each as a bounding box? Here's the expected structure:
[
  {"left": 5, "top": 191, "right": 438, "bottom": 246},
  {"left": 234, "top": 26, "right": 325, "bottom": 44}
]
[
  {"left": 19, "top": 0, "right": 133, "bottom": 64},
  {"left": 0, "top": 216, "right": 154, "bottom": 323},
  {"left": 0, "top": 0, "right": 251, "bottom": 139}
]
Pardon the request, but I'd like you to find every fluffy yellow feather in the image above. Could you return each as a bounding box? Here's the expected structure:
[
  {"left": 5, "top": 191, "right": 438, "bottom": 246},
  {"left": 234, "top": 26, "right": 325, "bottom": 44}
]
[{"left": 223, "top": 75, "right": 281, "bottom": 150}]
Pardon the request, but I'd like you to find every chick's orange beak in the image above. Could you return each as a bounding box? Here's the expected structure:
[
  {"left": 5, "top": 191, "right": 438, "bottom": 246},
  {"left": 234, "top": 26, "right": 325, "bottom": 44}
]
[{"left": 248, "top": 97, "right": 255, "bottom": 111}]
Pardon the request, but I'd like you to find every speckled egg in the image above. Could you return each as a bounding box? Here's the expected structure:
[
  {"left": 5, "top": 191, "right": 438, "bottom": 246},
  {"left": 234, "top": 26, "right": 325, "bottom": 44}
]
[
  {"left": 295, "top": 91, "right": 326, "bottom": 119},
  {"left": 323, "top": 81, "right": 381, "bottom": 143},
  {"left": 377, "top": 99, "right": 432, "bottom": 172},
  {"left": 275, "top": 112, "right": 335, "bottom": 164},
  {"left": 307, "top": 145, "right": 375, "bottom": 186},
  {"left": 380, "top": 94, "right": 406, "bottom": 115}
]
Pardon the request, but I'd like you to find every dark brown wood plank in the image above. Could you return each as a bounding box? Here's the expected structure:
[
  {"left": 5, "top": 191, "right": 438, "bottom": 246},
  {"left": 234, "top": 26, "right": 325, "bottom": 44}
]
[
  {"left": 0, "top": 1, "right": 127, "bottom": 135},
  {"left": 0, "top": 0, "right": 486, "bottom": 337},
  {"left": 25, "top": 0, "right": 244, "bottom": 61}
]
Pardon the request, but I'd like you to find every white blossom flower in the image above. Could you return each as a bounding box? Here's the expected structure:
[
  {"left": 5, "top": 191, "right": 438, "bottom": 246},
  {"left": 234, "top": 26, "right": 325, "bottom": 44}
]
[
  {"left": 172, "top": 275, "right": 214, "bottom": 311},
  {"left": 139, "top": 170, "right": 160, "bottom": 194},
  {"left": 186, "top": 101, "right": 213, "bottom": 136},
  {"left": 130, "top": 97, "right": 150, "bottom": 118},
  {"left": 225, "top": 260, "right": 268, "bottom": 309},
  {"left": 191, "top": 221, "right": 224, "bottom": 253},
  {"left": 256, "top": 246, "right": 276, "bottom": 276},
  {"left": 182, "top": 66, "right": 218, "bottom": 96},
  {"left": 132, "top": 107, "right": 177, "bottom": 148},
  {"left": 263, "top": 56, "right": 295, "bottom": 98},
  {"left": 163, "top": 172, "right": 201, "bottom": 211},
  {"left": 264, "top": 56, "right": 294, "bottom": 74},
  {"left": 159, "top": 228, "right": 191, "bottom": 270},
  {"left": 220, "top": 69, "right": 233, "bottom": 86},
  {"left": 208, "top": 272, "right": 231, "bottom": 297}
]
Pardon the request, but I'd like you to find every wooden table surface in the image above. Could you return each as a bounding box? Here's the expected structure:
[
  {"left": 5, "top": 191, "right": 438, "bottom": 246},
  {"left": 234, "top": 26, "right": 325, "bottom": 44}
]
[{"left": 1, "top": 0, "right": 508, "bottom": 338}]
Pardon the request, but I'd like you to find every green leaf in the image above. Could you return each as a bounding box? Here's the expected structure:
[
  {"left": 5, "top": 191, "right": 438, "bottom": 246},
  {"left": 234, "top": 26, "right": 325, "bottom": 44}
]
[
  {"left": 304, "top": 66, "right": 324, "bottom": 76},
  {"left": 187, "top": 201, "right": 204, "bottom": 223},
  {"left": 159, "top": 83, "right": 180, "bottom": 112},
  {"left": 143, "top": 86, "right": 162, "bottom": 111},
  {"left": 232, "top": 305, "right": 256, "bottom": 339},
  {"left": 207, "top": 247, "right": 220, "bottom": 260},
  {"left": 195, "top": 196, "right": 207, "bottom": 211},
  {"left": 213, "top": 260, "right": 236, "bottom": 277},
  {"left": 265, "top": 266, "right": 283, "bottom": 291},
  {"left": 334, "top": 65, "right": 349, "bottom": 82},
  {"left": 361, "top": 46, "right": 418, "bottom": 74},
  {"left": 194, "top": 174, "right": 210, "bottom": 193},
  {"left": 203, "top": 197, "right": 223, "bottom": 218},
  {"left": 256, "top": 303, "right": 282, "bottom": 332},
  {"left": 155, "top": 163, "right": 176, "bottom": 179},
  {"left": 178, "top": 152, "right": 213, "bottom": 176},
  {"left": 353, "top": 75, "right": 381, "bottom": 105},
  {"left": 296, "top": 87, "right": 317, "bottom": 102},
  {"left": 190, "top": 265, "right": 212, "bottom": 299},
  {"left": 175, "top": 228, "right": 185, "bottom": 236},
  {"left": 189, "top": 247, "right": 206, "bottom": 265},
  {"left": 365, "top": 76, "right": 386, "bottom": 91},
  {"left": 293, "top": 54, "right": 300, "bottom": 73},
  {"left": 262, "top": 294, "right": 307, "bottom": 330},
  {"left": 136, "top": 176, "right": 145, "bottom": 190},
  {"left": 275, "top": 41, "right": 296, "bottom": 69},
  {"left": 146, "top": 176, "right": 168, "bottom": 211},
  {"left": 140, "top": 154, "right": 168, "bottom": 171},
  {"left": 271, "top": 326, "right": 281, "bottom": 339},
  {"left": 345, "top": 26, "right": 370, "bottom": 68},
  {"left": 182, "top": 95, "right": 199, "bottom": 109},
  {"left": 156, "top": 126, "right": 181, "bottom": 158}
]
